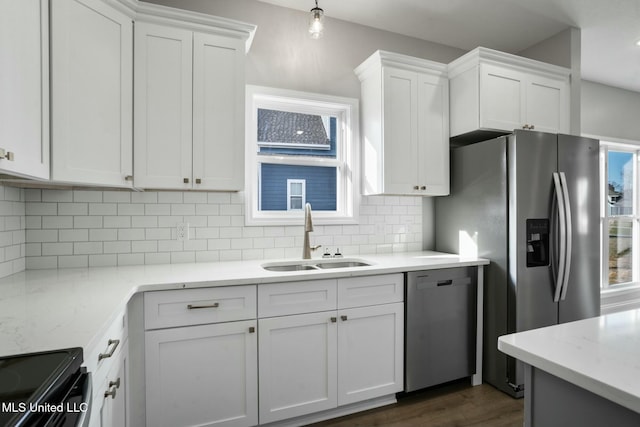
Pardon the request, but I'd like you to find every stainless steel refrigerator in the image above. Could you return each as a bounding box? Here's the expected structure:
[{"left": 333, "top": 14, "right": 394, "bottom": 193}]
[{"left": 435, "top": 130, "right": 601, "bottom": 397}]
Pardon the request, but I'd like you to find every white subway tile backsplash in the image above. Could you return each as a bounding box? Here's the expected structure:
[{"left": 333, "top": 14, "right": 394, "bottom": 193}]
[
  {"left": 42, "top": 243, "right": 73, "bottom": 256},
  {"left": 103, "top": 192, "right": 131, "bottom": 203},
  {"left": 89, "top": 203, "right": 117, "bottom": 216},
  {"left": 26, "top": 202, "right": 57, "bottom": 216},
  {"left": 158, "top": 192, "right": 183, "bottom": 203},
  {"left": 58, "top": 255, "right": 88, "bottom": 268},
  {"left": 104, "top": 216, "right": 131, "bottom": 229},
  {"left": 117, "top": 229, "right": 145, "bottom": 241},
  {"left": 42, "top": 216, "right": 73, "bottom": 229},
  {"left": 43, "top": 190, "right": 72, "bottom": 203},
  {"left": 16, "top": 188, "right": 423, "bottom": 270},
  {"left": 73, "top": 242, "right": 104, "bottom": 255},
  {"left": 104, "top": 241, "right": 131, "bottom": 254},
  {"left": 131, "top": 192, "right": 158, "bottom": 204},
  {"left": 59, "top": 229, "right": 88, "bottom": 242},
  {"left": 118, "top": 204, "right": 145, "bottom": 216},
  {"left": 73, "top": 190, "right": 103, "bottom": 203},
  {"left": 58, "top": 203, "right": 88, "bottom": 216}
]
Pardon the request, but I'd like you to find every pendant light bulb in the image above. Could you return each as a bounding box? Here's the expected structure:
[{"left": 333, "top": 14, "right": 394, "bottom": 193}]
[{"left": 309, "top": 0, "right": 324, "bottom": 39}]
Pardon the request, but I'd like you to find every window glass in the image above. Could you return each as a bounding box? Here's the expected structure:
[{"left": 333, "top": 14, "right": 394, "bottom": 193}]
[{"left": 602, "top": 147, "right": 637, "bottom": 289}]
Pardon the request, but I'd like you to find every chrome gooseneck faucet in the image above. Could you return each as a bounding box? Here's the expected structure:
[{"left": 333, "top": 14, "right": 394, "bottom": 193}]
[{"left": 303, "top": 203, "right": 321, "bottom": 259}]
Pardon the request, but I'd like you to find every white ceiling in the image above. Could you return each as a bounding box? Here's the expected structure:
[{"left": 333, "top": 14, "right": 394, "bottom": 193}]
[{"left": 258, "top": 0, "right": 640, "bottom": 93}]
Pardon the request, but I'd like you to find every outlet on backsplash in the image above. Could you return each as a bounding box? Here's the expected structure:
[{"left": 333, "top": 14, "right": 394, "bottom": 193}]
[{"left": 176, "top": 223, "right": 189, "bottom": 241}]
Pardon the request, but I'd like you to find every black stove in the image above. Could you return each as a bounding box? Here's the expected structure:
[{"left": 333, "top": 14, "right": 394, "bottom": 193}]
[{"left": 0, "top": 348, "right": 91, "bottom": 427}]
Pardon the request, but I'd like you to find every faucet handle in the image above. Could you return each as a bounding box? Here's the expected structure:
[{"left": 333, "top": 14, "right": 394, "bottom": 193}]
[
  {"left": 322, "top": 247, "right": 332, "bottom": 258},
  {"left": 334, "top": 248, "right": 343, "bottom": 258}
]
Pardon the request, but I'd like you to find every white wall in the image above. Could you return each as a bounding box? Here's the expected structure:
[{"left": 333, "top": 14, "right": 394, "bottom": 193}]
[{"left": 582, "top": 80, "right": 640, "bottom": 141}]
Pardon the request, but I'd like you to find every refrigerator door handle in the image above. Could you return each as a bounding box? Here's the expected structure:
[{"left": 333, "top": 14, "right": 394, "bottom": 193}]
[
  {"left": 552, "top": 172, "right": 567, "bottom": 303},
  {"left": 559, "top": 172, "right": 572, "bottom": 300}
]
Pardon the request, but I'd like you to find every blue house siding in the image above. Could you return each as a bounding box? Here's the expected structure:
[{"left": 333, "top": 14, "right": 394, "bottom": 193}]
[{"left": 260, "top": 164, "right": 337, "bottom": 211}]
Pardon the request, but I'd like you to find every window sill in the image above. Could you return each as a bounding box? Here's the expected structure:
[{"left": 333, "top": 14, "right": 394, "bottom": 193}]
[{"left": 601, "top": 284, "right": 640, "bottom": 314}]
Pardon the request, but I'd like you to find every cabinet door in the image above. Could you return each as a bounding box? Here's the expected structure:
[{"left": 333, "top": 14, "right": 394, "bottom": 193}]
[
  {"left": 525, "top": 74, "right": 569, "bottom": 133},
  {"left": 417, "top": 73, "right": 449, "bottom": 195},
  {"left": 0, "top": 0, "right": 49, "bottom": 179},
  {"left": 51, "top": 0, "right": 132, "bottom": 186},
  {"left": 100, "top": 340, "right": 127, "bottom": 427},
  {"left": 479, "top": 63, "right": 525, "bottom": 132},
  {"left": 259, "top": 312, "right": 337, "bottom": 423},
  {"left": 382, "top": 67, "right": 419, "bottom": 194},
  {"left": 134, "top": 22, "right": 192, "bottom": 189},
  {"left": 146, "top": 320, "right": 258, "bottom": 427},
  {"left": 193, "top": 33, "right": 244, "bottom": 191},
  {"left": 337, "top": 303, "right": 404, "bottom": 405}
]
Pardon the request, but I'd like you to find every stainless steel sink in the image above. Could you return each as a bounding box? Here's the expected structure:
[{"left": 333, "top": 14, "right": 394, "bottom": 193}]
[
  {"left": 263, "top": 264, "right": 317, "bottom": 272},
  {"left": 314, "top": 261, "right": 370, "bottom": 269},
  {"left": 262, "top": 258, "right": 371, "bottom": 272}
]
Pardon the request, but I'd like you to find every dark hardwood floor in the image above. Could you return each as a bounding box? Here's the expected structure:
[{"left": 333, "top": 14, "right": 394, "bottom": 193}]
[{"left": 309, "top": 381, "right": 524, "bottom": 427}]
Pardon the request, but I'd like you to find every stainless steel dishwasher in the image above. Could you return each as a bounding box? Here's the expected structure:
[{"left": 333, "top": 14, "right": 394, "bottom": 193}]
[{"left": 405, "top": 267, "right": 477, "bottom": 392}]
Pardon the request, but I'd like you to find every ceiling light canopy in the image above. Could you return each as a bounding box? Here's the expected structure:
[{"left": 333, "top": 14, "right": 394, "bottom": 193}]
[{"left": 309, "top": 0, "right": 324, "bottom": 39}]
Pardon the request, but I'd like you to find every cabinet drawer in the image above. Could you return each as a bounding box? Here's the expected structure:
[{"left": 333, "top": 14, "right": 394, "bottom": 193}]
[
  {"left": 338, "top": 274, "right": 404, "bottom": 309},
  {"left": 144, "top": 285, "right": 257, "bottom": 330},
  {"left": 258, "top": 279, "right": 337, "bottom": 317}
]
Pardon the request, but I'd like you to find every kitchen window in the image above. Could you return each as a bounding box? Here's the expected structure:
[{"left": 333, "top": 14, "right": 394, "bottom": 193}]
[
  {"left": 600, "top": 142, "right": 640, "bottom": 290},
  {"left": 245, "top": 85, "right": 359, "bottom": 225}
]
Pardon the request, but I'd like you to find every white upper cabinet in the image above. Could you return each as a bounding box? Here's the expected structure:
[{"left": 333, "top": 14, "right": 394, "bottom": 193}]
[
  {"left": 51, "top": 0, "right": 133, "bottom": 187},
  {"left": 449, "top": 47, "right": 570, "bottom": 140},
  {"left": 133, "top": 22, "right": 192, "bottom": 190},
  {"left": 356, "top": 50, "right": 449, "bottom": 196},
  {"left": 134, "top": 18, "right": 246, "bottom": 191},
  {"left": 0, "top": 0, "right": 50, "bottom": 179}
]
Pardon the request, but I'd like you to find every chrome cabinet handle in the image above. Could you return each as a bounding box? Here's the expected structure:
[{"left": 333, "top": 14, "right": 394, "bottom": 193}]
[
  {"left": 98, "top": 339, "right": 120, "bottom": 361},
  {"left": 413, "top": 185, "right": 419, "bottom": 190},
  {"left": 109, "top": 378, "right": 121, "bottom": 389},
  {"left": 187, "top": 302, "right": 220, "bottom": 310},
  {"left": 249, "top": 326, "right": 255, "bottom": 333},
  {"left": 340, "top": 315, "right": 348, "bottom": 321},
  {"left": 183, "top": 178, "right": 190, "bottom": 184},
  {"left": 330, "top": 317, "right": 337, "bottom": 323},
  {"left": 195, "top": 178, "right": 202, "bottom": 184},
  {"left": 124, "top": 175, "right": 133, "bottom": 181},
  {"left": 420, "top": 186, "right": 426, "bottom": 190}
]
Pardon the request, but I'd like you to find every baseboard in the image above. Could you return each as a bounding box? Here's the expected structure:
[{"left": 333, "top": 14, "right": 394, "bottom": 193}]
[{"left": 260, "top": 395, "right": 397, "bottom": 427}]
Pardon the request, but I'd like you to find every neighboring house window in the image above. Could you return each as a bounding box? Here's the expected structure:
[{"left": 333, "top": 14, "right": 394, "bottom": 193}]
[
  {"left": 246, "top": 85, "right": 359, "bottom": 225},
  {"left": 287, "top": 179, "right": 306, "bottom": 211},
  {"left": 601, "top": 142, "right": 639, "bottom": 289}
]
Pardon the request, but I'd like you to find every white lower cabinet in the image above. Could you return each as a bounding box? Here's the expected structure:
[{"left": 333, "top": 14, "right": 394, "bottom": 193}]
[
  {"left": 145, "top": 320, "right": 258, "bottom": 427},
  {"left": 337, "top": 303, "right": 404, "bottom": 406},
  {"left": 141, "top": 275, "right": 403, "bottom": 426},
  {"left": 258, "top": 312, "right": 338, "bottom": 424},
  {"left": 258, "top": 274, "right": 404, "bottom": 424},
  {"left": 100, "top": 340, "right": 128, "bottom": 427}
]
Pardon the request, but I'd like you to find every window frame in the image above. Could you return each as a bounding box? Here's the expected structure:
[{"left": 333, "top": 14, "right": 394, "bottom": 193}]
[
  {"left": 245, "top": 85, "right": 359, "bottom": 226},
  {"left": 600, "top": 140, "right": 640, "bottom": 292},
  {"left": 286, "top": 179, "right": 306, "bottom": 211}
]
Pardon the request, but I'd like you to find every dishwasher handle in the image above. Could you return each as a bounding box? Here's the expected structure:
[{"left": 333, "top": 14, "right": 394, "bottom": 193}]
[{"left": 414, "top": 276, "right": 472, "bottom": 290}]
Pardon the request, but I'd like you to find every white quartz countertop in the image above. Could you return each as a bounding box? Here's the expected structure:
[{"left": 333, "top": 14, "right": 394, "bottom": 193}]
[
  {"left": 0, "top": 251, "right": 487, "bottom": 359},
  {"left": 498, "top": 309, "right": 640, "bottom": 414}
]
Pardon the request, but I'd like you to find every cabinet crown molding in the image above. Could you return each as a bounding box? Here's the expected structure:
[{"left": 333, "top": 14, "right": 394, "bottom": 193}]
[
  {"left": 355, "top": 50, "right": 448, "bottom": 81},
  {"left": 118, "top": 0, "right": 257, "bottom": 52},
  {"left": 448, "top": 46, "right": 570, "bottom": 80}
]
